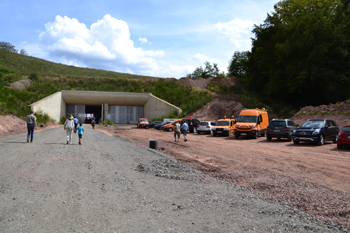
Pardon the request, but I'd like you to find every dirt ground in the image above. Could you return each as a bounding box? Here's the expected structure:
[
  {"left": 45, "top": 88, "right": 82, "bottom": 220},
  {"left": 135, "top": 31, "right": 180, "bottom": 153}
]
[{"left": 95, "top": 124, "right": 350, "bottom": 229}]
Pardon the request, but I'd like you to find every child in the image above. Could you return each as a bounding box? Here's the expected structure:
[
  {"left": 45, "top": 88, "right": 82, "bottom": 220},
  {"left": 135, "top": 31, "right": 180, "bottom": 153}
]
[{"left": 76, "top": 123, "right": 84, "bottom": 145}]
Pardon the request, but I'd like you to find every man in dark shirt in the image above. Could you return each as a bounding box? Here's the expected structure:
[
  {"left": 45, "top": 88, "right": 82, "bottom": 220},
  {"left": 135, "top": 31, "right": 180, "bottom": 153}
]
[{"left": 26, "top": 110, "right": 37, "bottom": 143}]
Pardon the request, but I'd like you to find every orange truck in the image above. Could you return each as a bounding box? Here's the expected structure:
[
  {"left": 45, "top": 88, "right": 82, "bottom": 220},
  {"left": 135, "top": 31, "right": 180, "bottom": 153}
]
[
  {"left": 163, "top": 119, "right": 182, "bottom": 132},
  {"left": 234, "top": 109, "right": 269, "bottom": 139},
  {"left": 212, "top": 117, "right": 236, "bottom": 136},
  {"left": 137, "top": 118, "right": 149, "bottom": 128}
]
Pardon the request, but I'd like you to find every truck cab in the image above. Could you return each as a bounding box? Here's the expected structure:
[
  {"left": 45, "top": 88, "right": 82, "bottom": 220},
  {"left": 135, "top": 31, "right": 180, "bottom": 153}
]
[
  {"left": 234, "top": 109, "right": 269, "bottom": 139},
  {"left": 212, "top": 117, "right": 236, "bottom": 136}
]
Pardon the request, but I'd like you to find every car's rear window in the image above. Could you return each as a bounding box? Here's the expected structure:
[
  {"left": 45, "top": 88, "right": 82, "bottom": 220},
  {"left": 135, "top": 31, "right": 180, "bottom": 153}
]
[
  {"left": 269, "top": 121, "right": 286, "bottom": 127},
  {"left": 342, "top": 127, "right": 350, "bottom": 133},
  {"left": 198, "top": 122, "right": 208, "bottom": 126}
]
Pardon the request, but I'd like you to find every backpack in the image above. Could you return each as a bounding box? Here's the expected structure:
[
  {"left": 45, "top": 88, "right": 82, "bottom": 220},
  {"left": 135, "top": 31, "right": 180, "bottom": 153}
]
[{"left": 65, "top": 120, "right": 73, "bottom": 129}]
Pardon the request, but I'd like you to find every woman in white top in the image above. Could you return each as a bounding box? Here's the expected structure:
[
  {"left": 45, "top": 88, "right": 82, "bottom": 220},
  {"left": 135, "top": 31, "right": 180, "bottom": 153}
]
[{"left": 64, "top": 115, "right": 74, "bottom": 144}]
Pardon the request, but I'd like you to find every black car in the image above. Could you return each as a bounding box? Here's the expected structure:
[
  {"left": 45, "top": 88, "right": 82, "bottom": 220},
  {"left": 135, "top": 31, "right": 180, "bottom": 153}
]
[
  {"left": 143, "top": 121, "right": 163, "bottom": 129},
  {"left": 154, "top": 121, "right": 172, "bottom": 130},
  {"left": 292, "top": 119, "right": 339, "bottom": 146},
  {"left": 266, "top": 119, "right": 298, "bottom": 141},
  {"left": 181, "top": 118, "right": 200, "bottom": 133}
]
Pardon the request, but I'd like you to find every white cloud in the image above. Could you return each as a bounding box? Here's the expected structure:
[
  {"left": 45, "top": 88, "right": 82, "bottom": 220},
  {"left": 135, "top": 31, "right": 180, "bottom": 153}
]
[
  {"left": 138, "top": 37, "right": 149, "bottom": 44},
  {"left": 214, "top": 19, "right": 254, "bottom": 48},
  {"left": 193, "top": 53, "right": 210, "bottom": 63},
  {"left": 38, "top": 14, "right": 164, "bottom": 75}
]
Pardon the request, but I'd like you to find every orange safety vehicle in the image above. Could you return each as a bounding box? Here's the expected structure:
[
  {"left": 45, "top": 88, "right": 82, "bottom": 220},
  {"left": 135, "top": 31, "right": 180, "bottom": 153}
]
[
  {"left": 234, "top": 109, "right": 269, "bottom": 139},
  {"left": 212, "top": 116, "right": 236, "bottom": 136},
  {"left": 137, "top": 117, "right": 149, "bottom": 128},
  {"left": 163, "top": 119, "right": 182, "bottom": 132}
]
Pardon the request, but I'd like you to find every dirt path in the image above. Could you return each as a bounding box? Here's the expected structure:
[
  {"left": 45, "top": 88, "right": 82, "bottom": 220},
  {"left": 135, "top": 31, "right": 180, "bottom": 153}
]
[
  {"left": 0, "top": 126, "right": 347, "bottom": 232},
  {"left": 96, "top": 124, "right": 350, "bottom": 230}
]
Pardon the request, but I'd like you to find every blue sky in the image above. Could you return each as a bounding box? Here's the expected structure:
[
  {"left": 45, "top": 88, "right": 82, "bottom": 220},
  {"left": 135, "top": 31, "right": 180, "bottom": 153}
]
[{"left": 1, "top": 0, "right": 278, "bottom": 78}]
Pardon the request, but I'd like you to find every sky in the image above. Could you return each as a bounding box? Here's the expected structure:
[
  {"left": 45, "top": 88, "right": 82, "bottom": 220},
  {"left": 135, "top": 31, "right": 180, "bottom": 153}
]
[{"left": 1, "top": 0, "right": 279, "bottom": 78}]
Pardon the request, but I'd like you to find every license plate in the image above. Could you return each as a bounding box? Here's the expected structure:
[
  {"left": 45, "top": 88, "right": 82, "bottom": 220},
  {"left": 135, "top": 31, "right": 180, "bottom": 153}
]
[
  {"left": 299, "top": 137, "right": 307, "bottom": 139},
  {"left": 274, "top": 130, "right": 280, "bottom": 132},
  {"left": 241, "top": 133, "right": 247, "bottom": 135},
  {"left": 217, "top": 131, "right": 222, "bottom": 133}
]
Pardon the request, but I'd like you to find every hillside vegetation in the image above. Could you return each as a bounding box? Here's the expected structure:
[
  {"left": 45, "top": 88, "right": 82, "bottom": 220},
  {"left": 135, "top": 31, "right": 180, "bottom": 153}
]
[{"left": 0, "top": 51, "right": 213, "bottom": 123}]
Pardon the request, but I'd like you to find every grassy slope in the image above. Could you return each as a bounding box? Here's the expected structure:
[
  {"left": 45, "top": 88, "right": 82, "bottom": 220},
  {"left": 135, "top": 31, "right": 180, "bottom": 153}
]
[
  {"left": 0, "top": 51, "right": 213, "bottom": 123},
  {"left": 0, "top": 50, "right": 156, "bottom": 79}
]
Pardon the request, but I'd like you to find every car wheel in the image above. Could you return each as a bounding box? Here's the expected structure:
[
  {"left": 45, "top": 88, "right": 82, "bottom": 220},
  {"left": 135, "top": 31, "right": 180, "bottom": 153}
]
[
  {"left": 337, "top": 144, "right": 343, "bottom": 149},
  {"left": 145, "top": 126, "right": 149, "bottom": 129},
  {"left": 317, "top": 134, "right": 324, "bottom": 146},
  {"left": 193, "top": 127, "right": 197, "bottom": 133},
  {"left": 267, "top": 135, "right": 272, "bottom": 141},
  {"left": 293, "top": 140, "right": 299, "bottom": 144},
  {"left": 333, "top": 133, "right": 339, "bottom": 143},
  {"left": 169, "top": 128, "right": 173, "bottom": 132},
  {"left": 287, "top": 135, "right": 292, "bottom": 141},
  {"left": 197, "top": 131, "right": 201, "bottom": 135}
]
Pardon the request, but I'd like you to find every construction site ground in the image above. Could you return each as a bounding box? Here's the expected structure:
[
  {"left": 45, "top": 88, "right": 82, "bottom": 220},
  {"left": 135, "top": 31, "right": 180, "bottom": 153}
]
[{"left": 96, "top": 124, "right": 350, "bottom": 230}]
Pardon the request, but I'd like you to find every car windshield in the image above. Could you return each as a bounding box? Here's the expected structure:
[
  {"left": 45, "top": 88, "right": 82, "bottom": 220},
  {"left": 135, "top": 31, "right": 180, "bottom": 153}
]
[
  {"left": 140, "top": 119, "right": 147, "bottom": 122},
  {"left": 237, "top": 116, "right": 258, "bottom": 123},
  {"left": 269, "top": 121, "right": 286, "bottom": 127},
  {"left": 216, "top": 121, "right": 230, "bottom": 126},
  {"left": 301, "top": 121, "right": 324, "bottom": 128},
  {"left": 342, "top": 127, "right": 350, "bottom": 133},
  {"left": 198, "top": 122, "right": 209, "bottom": 126}
]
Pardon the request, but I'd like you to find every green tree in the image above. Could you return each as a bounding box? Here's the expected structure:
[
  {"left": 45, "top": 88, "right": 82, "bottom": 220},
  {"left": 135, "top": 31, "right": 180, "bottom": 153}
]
[
  {"left": 0, "top": 42, "right": 18, "bottom": 53},
  {"left": 20, "top": 49, "right": 28, "bottom": 55},
  {"left": 187, "top": 61, "right": 223, "bottom": 79},
  {"left": 228, "top": 51, "right": 249, "bottom": 79},
  {"left": 246, "top": 0, "right": 350, "bottom": 106}
]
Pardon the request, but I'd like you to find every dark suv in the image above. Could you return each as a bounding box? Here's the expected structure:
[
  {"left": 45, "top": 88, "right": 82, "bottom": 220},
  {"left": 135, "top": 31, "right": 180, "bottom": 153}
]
[
  {"left": 181, "top": 118, "right": 200, "bottom": 133},
  {"left": 292, "top": 119, "right": 339, "bottom": 146},
  {"left": 266, "top": 119, "right": 298, "bottom": 141}
]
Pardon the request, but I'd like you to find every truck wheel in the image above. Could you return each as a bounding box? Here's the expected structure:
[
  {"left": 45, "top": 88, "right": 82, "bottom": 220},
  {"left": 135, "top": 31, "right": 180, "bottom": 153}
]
[
  {"left": 253, "top": 131, "right": 258, "bottom": 139},
  {"left": 235, "top": 135, "right": 239, "bottom": 139},
  {"left": 317, "top": 135, "right": 324, "bottom": 146}
]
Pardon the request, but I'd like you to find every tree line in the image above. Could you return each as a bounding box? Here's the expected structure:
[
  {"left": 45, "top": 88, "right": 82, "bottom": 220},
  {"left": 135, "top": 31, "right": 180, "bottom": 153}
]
[{"left": 229, "top": 0, "right": 350, "bottom": 107}]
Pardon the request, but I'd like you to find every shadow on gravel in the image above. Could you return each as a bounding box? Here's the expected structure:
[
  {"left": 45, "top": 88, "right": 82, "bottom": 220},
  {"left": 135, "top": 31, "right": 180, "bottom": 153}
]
[{"left": 2, "top": 141, "right": 27, "bottom": 144}]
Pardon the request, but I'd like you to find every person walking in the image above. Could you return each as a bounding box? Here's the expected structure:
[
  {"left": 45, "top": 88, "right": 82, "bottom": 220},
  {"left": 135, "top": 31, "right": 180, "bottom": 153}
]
[
  {"left": 73, "top": 116, "right": 79, "bottom": 133},
  {"left": 26, "top": 110, "right": 37, "bottom": 143},
  {"left": 182, "top": 121, "right": 189, "bottom": 142},
  {"left": 76, "top": 122, "right": 84, "bottom": 145},
  {"left": 174, "top": 121, "right": 181, "bottom": 142},
  {"left": 64, "top": 115, "right": 74, "bottom": 144}
]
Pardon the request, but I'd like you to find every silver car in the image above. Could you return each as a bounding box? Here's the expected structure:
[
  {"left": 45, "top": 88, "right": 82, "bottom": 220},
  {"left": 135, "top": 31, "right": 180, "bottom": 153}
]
[{"left": 197, "top": 121, "right": 216, "bottom": 134}]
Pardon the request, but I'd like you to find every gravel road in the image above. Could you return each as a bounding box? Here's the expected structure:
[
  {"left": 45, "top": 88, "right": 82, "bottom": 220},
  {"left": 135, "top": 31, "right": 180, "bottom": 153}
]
[{"left": 0, "top": 126, "right": 347, "bottom": 232}]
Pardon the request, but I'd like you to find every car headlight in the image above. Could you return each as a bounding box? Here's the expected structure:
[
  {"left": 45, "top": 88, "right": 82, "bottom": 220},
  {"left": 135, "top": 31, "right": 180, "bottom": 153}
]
[
  {"left": 312, "top": 129, "right": 320, "bottom": 135},
  {"left": 293, "top": 130, "right": 296, "bottom": 134},
  {"left": 224, "top": 127, "right": 229, "bottom": 130}
]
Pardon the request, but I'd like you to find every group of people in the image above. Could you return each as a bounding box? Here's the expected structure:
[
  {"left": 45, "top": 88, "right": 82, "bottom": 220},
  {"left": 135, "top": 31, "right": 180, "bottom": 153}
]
[
  {"left": 64, "top": 115, "right": 84, "bottom": 145},
  {"left": 174, "top": 121, "right": 188, "bottom": 142}
]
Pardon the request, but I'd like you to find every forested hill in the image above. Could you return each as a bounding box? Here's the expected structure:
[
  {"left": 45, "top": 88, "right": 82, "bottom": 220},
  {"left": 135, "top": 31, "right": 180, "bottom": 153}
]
[{"left": 230, "top": 0, "right": 350, "bottom": 107}]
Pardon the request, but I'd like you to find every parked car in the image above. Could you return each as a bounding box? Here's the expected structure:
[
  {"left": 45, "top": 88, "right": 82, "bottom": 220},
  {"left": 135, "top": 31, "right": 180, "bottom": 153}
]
[
  {"left": 292, "top": 119, "right": 339, "bottom": 146},
  {"left": 143, "top": 121, "right": 163, "bottom": 129},
  {"left": 266, "top": 119, "right": 298, "bottom": 141},
  {"left": 337, "top": 125, "right": 350, "bottom": 149},
  {"left": 154, "top": 121, "right": 172, "bottom": 130},
  {"left": 197, "top": 121, "right": 216, "bottom": 134},
  {"left": 234, "top": 109, "right": 269, "bottom": 139},
  {"left": 137, "top": 118, "right": 149, "bottom": 128},
  {"left": 212, "top": 118, "right": 235, "bottom": 136},
  {"left": 163, "top": 119, "right": 182, "bottom": 132},
  {"left": 85, "top": 113, "right": 94, "bottom": 124},
  {"left": 181, "top": 118, "right": 200, "bottom": 133}
]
